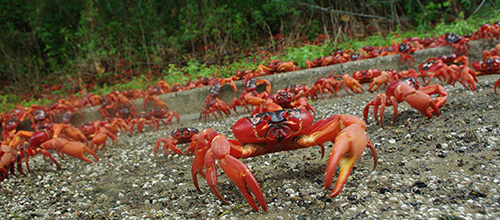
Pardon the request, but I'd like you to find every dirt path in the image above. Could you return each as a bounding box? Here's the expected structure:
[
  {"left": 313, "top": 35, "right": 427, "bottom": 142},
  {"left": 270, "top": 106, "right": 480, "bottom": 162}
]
[{"left": 1, "top": 75, "right": 499, "bottom": 219}]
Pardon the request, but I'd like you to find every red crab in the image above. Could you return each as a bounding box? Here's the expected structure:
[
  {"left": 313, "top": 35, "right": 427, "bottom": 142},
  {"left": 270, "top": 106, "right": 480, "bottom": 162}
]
[
  {"left": 199, "top": 78, "right": 238, "bottom": 121},
  {"left": 352, "top": 68, "right": 382, "bottom": 84},
  {"left": 81, "top": 93, "right": 104, "bottom": 107},
  {"left": 472, "top": 22, "right": 500, "bottom": 43},
  {"left": 89, "top": 127, "right": 118, "bottom": 152},
  {"left": 472, "top": 57, "right": 500, "bottom": 93},
  {"left": 153, "top": 127, "right": 199, "bottom": 157},
  {"left": 23, "top": 124, "right": 97, "bottom": 170},
  {"left": 81, "top": 118, "right": 125, "bottom": 151},
  {"left": 1, "top": 144, "right": 23, "bottom": 181},
  {"left": 394, "top": 42, "right": 416, "bottom": 68},
  {"left": 129, "top": 112, "right": 159, "bottom": 133},
  {"left": 98, "top": 91, "right": 134, "bottom": 119},
  {"left": 257, "top": 59, "right": 300, "bottom": 75},
  {"left": 364, "top": 78, "right": 448, "bottom": 128},
  {"left": 190, "top": 109, "right": 377, "bottom": 211},
  {"left": 335, "top": 74, "right": 364, "bottom": 95},
  {"left": 270, "top": 90, "right": 315, "bottom": 114},
  {"left": 143, "top": 93, "right": 170, "bottom": 110},
  {"left": 367, "top": 69, "right": 399, "bottom": 92},
  {"left": 436, "top": 33, "right": 470, "bottom": 56},
  {"left": 229, "top": 77, "right": 271, "bottom": 113},
  {"left": 247, "top": 88, "right": 316, "bottom": 115},
  {"left": 305, "top": 56, "right": 339, "bottom": 68},
  {"left": 449, "top": 63, "right": 479, "bottom": 91},
  {"left": 418, "top": 56, "right": 478, "bottom": 91},
  {"left": 481, "top": 43, "right": 500, "bottom": 58},
  {"left": 309, "top": 73, "right": 341, "bottom": 99},
  {"left": 359, "top": 45, "right": 386, "bottom": 59},
  {"left": 472, "top": 57, "right": 500, "bottom": 75},
  {"left": 148, "top": 108, "right": 180, "bottom": 127},
  {"left": 1, "top": 130, "right": 33, "bottom": 180},
  {"left": 418, "top": 59, "right": 450, "bottom": 85}
]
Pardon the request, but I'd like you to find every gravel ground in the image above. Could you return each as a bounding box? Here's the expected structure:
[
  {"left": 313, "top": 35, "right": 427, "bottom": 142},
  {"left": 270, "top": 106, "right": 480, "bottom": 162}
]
[{"left": 1, "top": 74, "right": 499, "bottom": 220}]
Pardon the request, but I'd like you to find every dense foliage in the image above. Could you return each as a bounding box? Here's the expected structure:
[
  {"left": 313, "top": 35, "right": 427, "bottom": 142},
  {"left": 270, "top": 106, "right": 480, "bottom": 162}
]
[{"left": 0, "top": 0, "right": 498, "bottom": 103}]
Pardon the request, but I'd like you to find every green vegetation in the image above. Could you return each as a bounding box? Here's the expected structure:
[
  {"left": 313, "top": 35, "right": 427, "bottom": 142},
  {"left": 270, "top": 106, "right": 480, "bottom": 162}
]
[{"left": 1, "top": 0, "right": 500, "bottom": 112}]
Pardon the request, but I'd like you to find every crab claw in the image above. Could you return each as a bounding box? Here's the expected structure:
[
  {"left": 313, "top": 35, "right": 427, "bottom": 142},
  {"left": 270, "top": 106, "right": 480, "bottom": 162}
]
[
  {"left": 185, "top": 135, "right": 198, "bottom": 156},
  {"left": 191, "top": 129, "right": 219, "bottom": 194},
  {"left": 206, "top": 135, "right": 267, "bottom": 212},
  {"left": 324, "top": 123, "right": 377, "bottom": 197}
]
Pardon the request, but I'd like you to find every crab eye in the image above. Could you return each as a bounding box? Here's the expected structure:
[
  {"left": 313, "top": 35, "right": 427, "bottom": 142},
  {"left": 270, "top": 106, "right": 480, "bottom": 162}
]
[
  {"left": 401, "top": 77, "right": 417, "bottom": 88},
  {"left": 422, "top": 62, "right": 433, "bottom": 70},
  {"left": 288, "top": 109, "right": 301, "bottom": 119},
  {"left": 248, "top": 114, "right": 263, "bottom": 125}
]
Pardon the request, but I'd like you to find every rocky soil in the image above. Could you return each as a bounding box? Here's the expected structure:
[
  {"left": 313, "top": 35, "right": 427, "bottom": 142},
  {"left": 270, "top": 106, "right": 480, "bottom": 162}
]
[{"left": 1, "top": 75, "right": 499, "bottom": 219}]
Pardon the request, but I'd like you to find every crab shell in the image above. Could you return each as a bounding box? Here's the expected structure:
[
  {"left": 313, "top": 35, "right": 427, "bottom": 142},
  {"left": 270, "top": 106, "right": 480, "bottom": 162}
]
[{"left": 232, "top": 109, "right": 314, "bottom": 145}]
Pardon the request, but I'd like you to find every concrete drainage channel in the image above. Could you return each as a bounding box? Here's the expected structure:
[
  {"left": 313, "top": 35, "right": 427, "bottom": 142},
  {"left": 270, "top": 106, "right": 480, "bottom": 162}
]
[{"left": 68, "top": 39, "right": 500, "bottom": 126}]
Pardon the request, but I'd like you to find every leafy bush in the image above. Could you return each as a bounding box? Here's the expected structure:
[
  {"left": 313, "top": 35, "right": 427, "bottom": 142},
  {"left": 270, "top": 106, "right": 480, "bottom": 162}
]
[{"left": 1, "top": 0, "right": 500, "bottom": 112}]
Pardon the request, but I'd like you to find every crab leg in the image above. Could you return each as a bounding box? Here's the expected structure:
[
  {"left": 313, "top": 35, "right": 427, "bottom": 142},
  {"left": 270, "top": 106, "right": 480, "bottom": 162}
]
[
  {"left": 363, "top": 94, "right": 392, "bottom": 128},
  {"left": 191, "top": 129, "right": 220, "bottom": 194},
  {"left": 59, "top": 141, "right": 98, "bottom": 163},
  {"left": 190, "top": 128, "right": 266, "bottom": 211},
  {"left": 494, "top": 77, "right": 500, "bottom": 94},
  {"left": 153, "top": 137, "right": 182, "bottom": 158}
]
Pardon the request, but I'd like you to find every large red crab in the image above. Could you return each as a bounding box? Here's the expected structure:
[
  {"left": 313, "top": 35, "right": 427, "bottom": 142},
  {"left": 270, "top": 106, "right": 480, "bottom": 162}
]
[
  {"left": 190, "top": 109, "right": 377, "bottom": 211},
  {"left": 364, "top": 78, "right": 448, "bottom": 128}
]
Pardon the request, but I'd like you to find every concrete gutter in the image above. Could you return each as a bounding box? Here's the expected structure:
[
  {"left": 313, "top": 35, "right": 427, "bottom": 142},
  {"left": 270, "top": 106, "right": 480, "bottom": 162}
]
[{"left": 70, "top": 39, "right": 499, "bottom": 126}]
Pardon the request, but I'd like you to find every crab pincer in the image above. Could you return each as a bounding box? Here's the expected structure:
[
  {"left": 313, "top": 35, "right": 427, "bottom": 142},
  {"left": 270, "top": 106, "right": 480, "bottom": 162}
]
[{"left": 323, "top": 123, "right": 377, "bottom": 197}]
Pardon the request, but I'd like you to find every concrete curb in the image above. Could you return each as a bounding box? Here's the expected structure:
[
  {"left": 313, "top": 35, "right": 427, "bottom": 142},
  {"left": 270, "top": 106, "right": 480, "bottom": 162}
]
[{"left": 70, "top": 39, "right": 500, "bottom": 126}]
